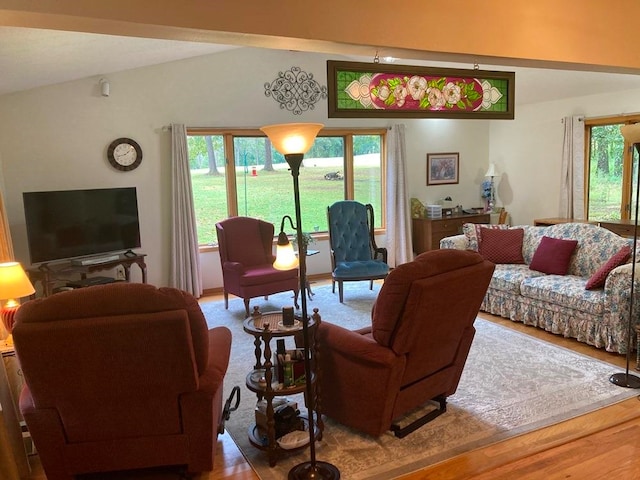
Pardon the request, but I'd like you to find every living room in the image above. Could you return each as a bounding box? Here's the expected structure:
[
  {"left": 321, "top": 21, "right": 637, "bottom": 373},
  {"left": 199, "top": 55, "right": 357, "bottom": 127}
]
[
  {"left": 2, "top": 4, "right": 640, "bottom": 294},
  {"left": 2, "top": 4, "right": 640, "bottom": 480}
]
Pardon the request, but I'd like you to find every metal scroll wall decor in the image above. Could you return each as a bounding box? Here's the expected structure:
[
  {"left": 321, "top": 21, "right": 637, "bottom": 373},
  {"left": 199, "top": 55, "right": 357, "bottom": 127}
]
[
  {"left": 327, "top": 60, "right": 515, "bottom": 119},
  {"left": 264, "top": 66, "right": 328, "bottom": 115}
]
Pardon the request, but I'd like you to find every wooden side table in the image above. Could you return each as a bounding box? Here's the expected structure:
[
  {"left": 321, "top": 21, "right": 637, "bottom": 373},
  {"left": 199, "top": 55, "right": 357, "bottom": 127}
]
[
  {"left": 0, "top": 344, "right": 30, "bottom": 478},
  {"left": 243, "top": 308, "right": 322, "bottom": 467},
  {"left": 533, "top": 217, "right": 596, "bottom": 226}
]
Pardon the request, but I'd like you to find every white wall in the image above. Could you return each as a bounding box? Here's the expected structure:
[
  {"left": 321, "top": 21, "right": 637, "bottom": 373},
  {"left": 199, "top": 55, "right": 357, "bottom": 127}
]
[
  {"left": 6, "top": 46, "right": 625, "bottom": 291},
  {"left": 489, "top": 88, "right": 640, "bottom": 226}
]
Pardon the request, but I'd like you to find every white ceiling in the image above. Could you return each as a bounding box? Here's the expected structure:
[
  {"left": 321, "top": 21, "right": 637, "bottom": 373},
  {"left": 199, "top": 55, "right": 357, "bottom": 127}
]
[{"left": 2, "top": 26, "right": 640, "bottom": 105}]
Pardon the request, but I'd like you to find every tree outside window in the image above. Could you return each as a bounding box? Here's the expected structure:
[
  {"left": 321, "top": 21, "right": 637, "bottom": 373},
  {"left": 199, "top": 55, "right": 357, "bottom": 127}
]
[{"left": 187, "top": 128, "right": 385, "bottom": 246}]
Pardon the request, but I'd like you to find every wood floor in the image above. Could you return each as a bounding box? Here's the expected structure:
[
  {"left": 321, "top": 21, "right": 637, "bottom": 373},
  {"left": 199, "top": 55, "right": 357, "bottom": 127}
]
[{"left": 27, "top": 284, "right": 640, "bottom": 480}]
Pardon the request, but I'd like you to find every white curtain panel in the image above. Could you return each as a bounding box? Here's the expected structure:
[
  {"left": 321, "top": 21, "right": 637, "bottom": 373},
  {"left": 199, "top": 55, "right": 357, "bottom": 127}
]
[
  {"left": 559, "top": 115, "right": 585, "bottom": 219},
  {"left": 170, "top": 124, "right": 202, "bottom": 297},
  {"left": 0, "top": 190, "right": 14, "bottom": 262},
  {"left": 386, "top": 124, "right": 413, "bottom": 267}
]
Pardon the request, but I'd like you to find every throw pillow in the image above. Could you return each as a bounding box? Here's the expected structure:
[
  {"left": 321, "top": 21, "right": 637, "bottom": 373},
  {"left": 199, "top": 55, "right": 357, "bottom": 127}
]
[
  {"left": 529, "top": 236, "right": 579, "bottom": 275},
  {"left": 463, "top": 223, "right": 510, "bottom": 251},
  {"left": 585, "top": 245, "right": 631, "bottom": 290},
  {"left": 478, "top": 228, "right": 525, "bottom": 264}
]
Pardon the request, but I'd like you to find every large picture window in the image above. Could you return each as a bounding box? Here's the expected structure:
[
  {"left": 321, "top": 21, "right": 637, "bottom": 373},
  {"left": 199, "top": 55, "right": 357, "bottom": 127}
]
[
  {"left": 187, "top": 128, "right": 386, "bottom": 247},
  {"left": 586, "top": 115, "right": 640, "bottom": 221}
]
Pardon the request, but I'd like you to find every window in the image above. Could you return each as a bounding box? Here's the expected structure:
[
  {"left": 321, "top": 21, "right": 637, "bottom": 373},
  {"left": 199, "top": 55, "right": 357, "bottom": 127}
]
[
  {"left": 586, "top": 116, "right": 640, "bottom": 221},
  {"left": 187, "top": 128, "right": 386, "bottom": 246}
]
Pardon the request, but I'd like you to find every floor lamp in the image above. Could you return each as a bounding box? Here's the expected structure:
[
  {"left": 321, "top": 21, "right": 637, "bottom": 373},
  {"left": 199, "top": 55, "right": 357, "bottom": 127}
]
[
  {"left": 611, "top": 124, "right": 640, "bottom": 389},
  {"left": 260, "top": 123, "right": 341, "bottom": 480}
]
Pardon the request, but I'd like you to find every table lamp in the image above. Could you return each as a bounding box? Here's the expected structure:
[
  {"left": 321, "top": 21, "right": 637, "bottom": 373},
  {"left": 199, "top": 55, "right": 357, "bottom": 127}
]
[
  {"left": 0, "top": 262, "right": 35, "bottom": 346},
  {"left": 261, "top": 122, "right": 340, "bottom": 480},
  {"left": 274, "top": 215, "right": 299, "bottom": 271},
  {"left": 484, "top": 163, "right": 499, "bottom": 213}
]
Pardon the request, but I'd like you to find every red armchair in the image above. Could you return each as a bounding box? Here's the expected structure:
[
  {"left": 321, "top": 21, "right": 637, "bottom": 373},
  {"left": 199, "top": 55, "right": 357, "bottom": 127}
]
[
  {"left": 216, "top": 216, "right": 299, "bottom": 316},
  {"left": 12, "top": 283, "right": 232, "bottom": 479},
  {"left": 316, "top": 249, "right": 494, "bottom": 437}
]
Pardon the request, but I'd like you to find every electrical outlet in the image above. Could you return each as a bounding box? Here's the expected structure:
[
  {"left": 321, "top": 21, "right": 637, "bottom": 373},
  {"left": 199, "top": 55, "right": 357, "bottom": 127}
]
[{"left": 115, "top": 266, "right": 126, "bottom": 281}]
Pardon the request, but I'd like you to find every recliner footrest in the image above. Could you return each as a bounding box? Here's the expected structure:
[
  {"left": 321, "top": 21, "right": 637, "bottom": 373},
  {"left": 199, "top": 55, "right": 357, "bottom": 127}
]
[{"left": 390, "top": 395, "right": 447, "bottom": 438}]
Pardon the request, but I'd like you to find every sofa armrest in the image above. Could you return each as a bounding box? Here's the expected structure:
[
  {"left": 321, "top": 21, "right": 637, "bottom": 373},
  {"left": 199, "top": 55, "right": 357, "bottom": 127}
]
[
  {"left": 440, "top": 234, "right": 469, "bottom": 250},
  {"left": 604, "top": 263, "right": 640, "bottom": 331},
  {"left": 317, "top": 322, "right": 399, "bottom": 368}
]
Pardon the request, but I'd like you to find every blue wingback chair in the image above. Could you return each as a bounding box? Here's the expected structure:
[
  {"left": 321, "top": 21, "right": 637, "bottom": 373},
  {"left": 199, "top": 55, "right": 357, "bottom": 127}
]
[{"left": 327, "top": 200, "right": 389, "bottom": 302}]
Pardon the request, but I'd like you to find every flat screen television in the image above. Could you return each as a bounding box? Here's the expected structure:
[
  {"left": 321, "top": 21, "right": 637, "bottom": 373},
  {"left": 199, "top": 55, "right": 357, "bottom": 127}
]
[{"left": 23, "top": 187, "right": 141, "bottom": 264}]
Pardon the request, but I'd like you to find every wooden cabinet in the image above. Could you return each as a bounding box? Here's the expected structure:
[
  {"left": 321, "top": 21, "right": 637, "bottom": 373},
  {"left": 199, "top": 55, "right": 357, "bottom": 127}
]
[
  {"left": 26, "top": 253, "right": 147, "bottom": 297},
  {"left": 412, "top": 213, "right": 490, "bottom": 254}
]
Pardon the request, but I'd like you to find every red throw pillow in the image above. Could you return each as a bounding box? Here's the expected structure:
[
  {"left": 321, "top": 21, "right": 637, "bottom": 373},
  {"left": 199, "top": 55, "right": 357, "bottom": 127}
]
[
  {"left": 529, "top": 236, "right": 578, "bottom": 275},
  {"left": 585, "top": 245, "right": 631, "bottom": 290},
  {"left": 478, "top": 228, "right": 525, "bottom": 264}
]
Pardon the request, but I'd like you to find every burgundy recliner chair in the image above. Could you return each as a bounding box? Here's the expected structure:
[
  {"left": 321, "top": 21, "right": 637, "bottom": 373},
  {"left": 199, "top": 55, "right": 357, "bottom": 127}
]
[
  {"left": 216, "top": 216, "right": 299, "bottom": 316},
  {"left": 316, "top": 249, "right": 494, "bottom": 437},
  {"left": 12, "top": 283, "right": 232, "bottom": 479}
]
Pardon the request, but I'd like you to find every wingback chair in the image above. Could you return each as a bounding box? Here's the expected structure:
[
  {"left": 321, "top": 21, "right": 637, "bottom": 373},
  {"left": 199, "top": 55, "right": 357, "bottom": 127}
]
[
  {"left": 216, "top": 216, "right": 299, "bottom": 316},
  {"left": 12, "top": 283, "right": 232, "bottom": 480},
  {"left": 327, "top": 200, "right": 389, "bottom": 302},
  {"left": 316, "top": 249, "right": 495, "bottom": 437}
]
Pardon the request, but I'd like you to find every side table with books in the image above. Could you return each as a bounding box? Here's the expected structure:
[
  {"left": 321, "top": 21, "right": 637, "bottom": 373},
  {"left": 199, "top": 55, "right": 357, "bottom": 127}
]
[{"left": 242, "top": 307, "right": 324, "bottom": 467}]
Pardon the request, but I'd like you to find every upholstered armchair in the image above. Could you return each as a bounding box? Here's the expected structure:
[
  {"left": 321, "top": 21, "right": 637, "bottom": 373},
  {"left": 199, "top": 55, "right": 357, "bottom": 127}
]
[
  {"left": 12, "top": 283, "right": 232, "bottom": 479},
  {"left": 216, "top": 216, "right": 299, "bottom": 316},
  {"left": 327, "top": 200, "right": 389, "bottom": 302},
  {"left": 316, "top": 249, "right": 495, "bottom": 437}
]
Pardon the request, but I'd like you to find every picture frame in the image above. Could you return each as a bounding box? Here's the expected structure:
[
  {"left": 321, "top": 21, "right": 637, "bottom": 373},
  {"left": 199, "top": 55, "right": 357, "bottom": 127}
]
[
  {"left": 427, "top": 153, "right": 459, "bottom": 185},
  {"left": 327, "top": 60, "right": 515, "bottom": 119}
]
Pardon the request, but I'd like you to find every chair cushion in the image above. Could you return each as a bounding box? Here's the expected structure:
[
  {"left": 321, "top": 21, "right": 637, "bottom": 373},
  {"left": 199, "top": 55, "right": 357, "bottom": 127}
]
[
  {"left": 529, "top": 236, "right": 578, "bottom": 275},
  {"left": 585, "top": 245, "right": 631, "bottom": 290},
  {"left": 478, "top": 228, "right": 525, "bottom": 264},
  {"left": 239, "top": 264, "right": 297, "bottom": 286},
  {"left": 333, "top": 260, "right": 389, "bottom": 279}
]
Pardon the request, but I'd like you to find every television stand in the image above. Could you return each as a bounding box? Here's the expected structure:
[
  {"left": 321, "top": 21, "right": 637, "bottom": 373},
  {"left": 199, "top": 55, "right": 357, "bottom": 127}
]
[{"left": 27, "top": 253, "right": 147, "bottom": 297}]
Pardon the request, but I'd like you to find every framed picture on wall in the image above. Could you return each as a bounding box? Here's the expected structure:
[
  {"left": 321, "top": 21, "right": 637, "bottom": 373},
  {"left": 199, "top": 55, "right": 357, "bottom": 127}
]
[{"left": 427, "top": 153, "right": 459, "bottom": 185}]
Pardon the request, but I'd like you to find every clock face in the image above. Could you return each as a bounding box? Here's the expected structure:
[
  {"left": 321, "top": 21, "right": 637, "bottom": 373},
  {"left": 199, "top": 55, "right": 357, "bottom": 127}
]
[{"left": 107, "top": 138, "right": 143, "bottom": 171}]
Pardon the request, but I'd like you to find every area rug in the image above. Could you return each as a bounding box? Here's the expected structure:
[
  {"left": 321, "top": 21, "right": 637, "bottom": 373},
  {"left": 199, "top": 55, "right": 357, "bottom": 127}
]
[{"left": 199, "top": 281, "right": 638, "bottom": 479}]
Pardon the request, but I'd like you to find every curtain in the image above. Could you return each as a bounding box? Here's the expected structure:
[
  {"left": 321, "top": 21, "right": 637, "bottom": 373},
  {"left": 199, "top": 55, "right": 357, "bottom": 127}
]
[
  {"left": 559, "top": 116, "right": 585, "bottom": 219},
  {"left": 0, "top": 191, "right": 14, "bottom": 262},
  {"left": 170, "top": 124, "right": 202, "bottom": 297},
  {"left": 386, "top": 124, "right": 413, "bottom": 267}
]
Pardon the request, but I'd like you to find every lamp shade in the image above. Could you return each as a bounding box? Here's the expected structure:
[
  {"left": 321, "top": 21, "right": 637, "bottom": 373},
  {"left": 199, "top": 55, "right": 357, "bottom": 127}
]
[
  {"left": 260, "top": 123, "right": 324, "bottom": 155},
  {"left": 0, "top": 262, "right": 35, "bottom": 300},
  {"left": 621, "top": 123, "right": 640, "bottom": 144},
  {"left": 485, "top": 163, "right": 499, "bottom": 177},
  {"left": 274, "top": 242, "right": 299, "bottom": 270}
]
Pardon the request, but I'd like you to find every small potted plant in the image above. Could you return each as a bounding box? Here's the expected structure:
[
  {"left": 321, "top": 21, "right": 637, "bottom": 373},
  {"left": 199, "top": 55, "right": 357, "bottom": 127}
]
[{"left": 292, "top": 232, "right": 316, "bottom": 255}]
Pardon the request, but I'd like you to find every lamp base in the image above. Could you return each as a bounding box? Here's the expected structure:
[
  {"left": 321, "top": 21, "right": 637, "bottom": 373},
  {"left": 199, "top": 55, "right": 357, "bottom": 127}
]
[
  {"left": 609, "top": 372, "right": 640, "bottom": 388},
  {"left": 288, "top": 461, "right": 340, "bottom": 480}
]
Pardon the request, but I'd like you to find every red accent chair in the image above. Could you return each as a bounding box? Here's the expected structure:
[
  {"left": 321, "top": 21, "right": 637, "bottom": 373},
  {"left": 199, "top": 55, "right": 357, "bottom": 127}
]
[
  {"left": 216, "top": 216, "right": 299, "bottom": 316},
  {"left": 12, "top": 283, "right": 232, "bottom": 479},
  {"left": 316, "top": 249, "right": 494, "bottom": 437}
]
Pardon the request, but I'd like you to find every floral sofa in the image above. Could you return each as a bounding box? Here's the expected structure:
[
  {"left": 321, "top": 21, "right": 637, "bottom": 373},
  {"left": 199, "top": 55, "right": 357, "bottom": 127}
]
[{"left": 440, "top": 222, "right": 637, "bottom": 354}]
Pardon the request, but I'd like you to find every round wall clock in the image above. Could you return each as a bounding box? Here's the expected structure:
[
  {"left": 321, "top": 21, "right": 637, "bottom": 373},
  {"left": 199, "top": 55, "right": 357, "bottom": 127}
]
[{"left": 107, "top": 137, "right": 143, "bottom": 171}]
